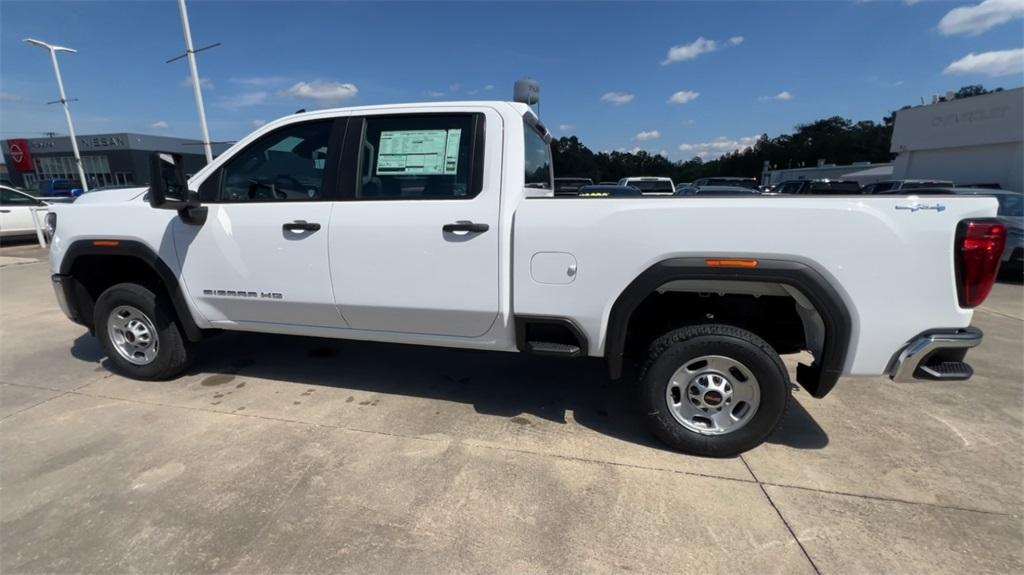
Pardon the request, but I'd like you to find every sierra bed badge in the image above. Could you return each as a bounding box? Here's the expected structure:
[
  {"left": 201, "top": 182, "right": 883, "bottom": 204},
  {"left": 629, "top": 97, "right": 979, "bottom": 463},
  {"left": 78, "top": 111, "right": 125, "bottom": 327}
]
[
  {"left": 895, "top": 203, "right": 946, "bottom": 213},
  {"left": 203, "top": 289, "right": 282, "bottom": 299}
]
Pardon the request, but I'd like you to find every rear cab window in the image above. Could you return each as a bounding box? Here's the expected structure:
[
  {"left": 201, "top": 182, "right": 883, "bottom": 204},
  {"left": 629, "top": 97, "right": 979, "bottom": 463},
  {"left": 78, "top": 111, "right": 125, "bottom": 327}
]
[
  {"left": 524, "top": 120, "right": 552, "bottom": 191},
  {"left": 351, "top": 114, "right": 484, "bottom": 200}
]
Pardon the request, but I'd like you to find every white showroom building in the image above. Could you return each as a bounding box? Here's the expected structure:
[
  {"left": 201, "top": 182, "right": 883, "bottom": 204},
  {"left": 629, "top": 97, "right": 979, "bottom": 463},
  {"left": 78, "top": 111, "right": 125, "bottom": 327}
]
[{"left": 890, "top": 87, "right": 1023, "bottom": 191}]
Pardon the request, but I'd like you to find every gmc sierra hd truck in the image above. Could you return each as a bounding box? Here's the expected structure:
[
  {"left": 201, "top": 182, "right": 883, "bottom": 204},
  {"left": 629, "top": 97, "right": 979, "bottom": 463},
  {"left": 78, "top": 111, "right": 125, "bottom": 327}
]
[{"left": 47, "top": 101, "right": 1007, "bottom": 456}]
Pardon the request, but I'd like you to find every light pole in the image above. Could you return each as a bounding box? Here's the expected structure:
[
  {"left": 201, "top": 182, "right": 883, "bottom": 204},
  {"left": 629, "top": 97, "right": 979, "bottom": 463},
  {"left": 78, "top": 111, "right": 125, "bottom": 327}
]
[
  {"left": 23, "top": 38, "right": 89, "bottom": 192},
  {"left": 175, "top": 0, "right": 213, "bottom": 163}
]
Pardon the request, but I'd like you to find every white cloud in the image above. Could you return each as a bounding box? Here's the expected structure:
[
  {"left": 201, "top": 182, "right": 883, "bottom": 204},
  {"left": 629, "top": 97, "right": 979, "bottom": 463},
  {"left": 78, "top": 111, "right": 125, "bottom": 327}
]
[
  {"left": 658, "top": 150, "right": 669, "bottom": 158},
  {"left": 558, "top": 124, "right": 575, "bottom": 131},
  {"left": 904, "top": 0, "right": 922, "bottom": 4},
  {"left": 601, "top": 91, "right": 635, "bottom": 105},
  {"left": 426, "top": 90, "right": 445, "bottom": 97},
  {"left": 251, "top": 119, "right": 267, "bottom": 128},
  {"left": 759, "top": 90, "right": 794, "bottom": 101},
  {"left": 448, "top": 83, "right": 462, "bottom": 93},
  {"left": 150, "top": 120, "right": 169, "bottom": 129},
  {"left": 943, "top": 48, "right": 1024, "bottom": 77},
  {"left": 220, "top": 91, "right": 268, "bottom": 109},
  {"left": 634, "top": 130, "right": 661, "bottom": 142},
  {"left": 668, "top": 90, "right": 700, "bottom": 104},
  {"left": 282, "top": 80, "right": 358, "bottom": 103},
  {"left": 0, "top": 91, "right": 22, "bottom": 102},
  {"left": 180, "top": 75, "right": 213, "bottom": 90},
  {"left": 661, "top": 35, "right": 743, "bottom": 65},
  {"left": 662, "top": 37, "right": 718, "bottom": 64},
  {"left": 678, "top": 135, "right": 761, "bottom": 159},
  {"left": 682, "top": 119, "right": 696, "bottom": 126},
  {"left": 939, "top": 0, "right": 1024, "bottom": 36},
  {"left": 483, "top": 84, "right": 494, "bottom": 91}
]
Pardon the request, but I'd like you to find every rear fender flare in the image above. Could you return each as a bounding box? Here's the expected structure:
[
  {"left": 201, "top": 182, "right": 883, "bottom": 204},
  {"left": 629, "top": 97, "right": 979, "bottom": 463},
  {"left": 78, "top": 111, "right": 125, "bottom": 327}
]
[{"left": 604, "top": 257, "right": 852, "bottom": 398}]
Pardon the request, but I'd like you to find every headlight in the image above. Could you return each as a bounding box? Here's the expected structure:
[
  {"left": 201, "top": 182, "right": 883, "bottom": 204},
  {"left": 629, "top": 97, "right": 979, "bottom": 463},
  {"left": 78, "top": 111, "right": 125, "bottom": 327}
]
[{"left": 44, "top": 212, "right": 57, "bottom": 236}]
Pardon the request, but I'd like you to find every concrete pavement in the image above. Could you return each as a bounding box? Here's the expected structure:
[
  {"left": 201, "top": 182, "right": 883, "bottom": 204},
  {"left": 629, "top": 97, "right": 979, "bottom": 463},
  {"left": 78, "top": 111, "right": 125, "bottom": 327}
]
[{"left": 1, "top": 243, "right": 1021, "bottom": 573}]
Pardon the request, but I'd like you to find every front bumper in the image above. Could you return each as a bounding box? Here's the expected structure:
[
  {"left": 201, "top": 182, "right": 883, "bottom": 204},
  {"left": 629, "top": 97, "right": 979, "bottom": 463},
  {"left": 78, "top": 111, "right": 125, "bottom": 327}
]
[
  {"left": 889, "top": 327, "right": 982, "bottom": 383},
  {"left": 51, "top": 273, "right": 86, "bottom": 327}
]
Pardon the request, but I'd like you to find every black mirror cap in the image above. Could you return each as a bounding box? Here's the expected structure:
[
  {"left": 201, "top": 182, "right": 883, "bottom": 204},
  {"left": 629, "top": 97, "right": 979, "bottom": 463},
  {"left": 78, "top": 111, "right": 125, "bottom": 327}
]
[{"left": 148, "top": 152, "right": 192, "bottom": 209}]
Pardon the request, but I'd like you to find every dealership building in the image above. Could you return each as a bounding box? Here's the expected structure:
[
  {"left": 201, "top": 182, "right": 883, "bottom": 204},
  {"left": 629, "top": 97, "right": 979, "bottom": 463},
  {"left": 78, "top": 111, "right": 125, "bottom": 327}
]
[
  {"left": 889, "top": 87, "right": 1023, "bottom": 191},
  {"left": 1, "top": 133, "right": 230, "bottom": 191}
]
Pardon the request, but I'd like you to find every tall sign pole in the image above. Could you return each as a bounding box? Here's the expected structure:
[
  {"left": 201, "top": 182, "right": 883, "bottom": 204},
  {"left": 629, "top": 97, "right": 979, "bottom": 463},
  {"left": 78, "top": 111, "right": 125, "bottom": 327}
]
[
  {"left": 24, "top": 38, "right": 89, "bottom": 191},
  {"left": 176, "top": 0, "right": 213, "bottom": 163}
]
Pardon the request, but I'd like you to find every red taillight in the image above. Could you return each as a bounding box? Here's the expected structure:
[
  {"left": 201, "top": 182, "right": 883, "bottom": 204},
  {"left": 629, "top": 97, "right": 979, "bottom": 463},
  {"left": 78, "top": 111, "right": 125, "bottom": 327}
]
[{"left": 956, "top": 219, "right": 1006, "bottom": 308}]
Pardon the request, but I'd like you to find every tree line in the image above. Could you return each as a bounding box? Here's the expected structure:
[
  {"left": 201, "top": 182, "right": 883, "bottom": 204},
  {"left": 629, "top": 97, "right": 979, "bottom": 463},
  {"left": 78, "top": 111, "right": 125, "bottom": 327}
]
[{"left": 550, "top": 84, "right": 1003, "bottom": 184}]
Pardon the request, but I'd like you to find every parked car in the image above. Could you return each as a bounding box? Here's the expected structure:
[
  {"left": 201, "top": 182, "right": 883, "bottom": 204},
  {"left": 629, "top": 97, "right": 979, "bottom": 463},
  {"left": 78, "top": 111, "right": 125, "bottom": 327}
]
[
  {"left": 773, "top": 179, "right": 862, "bottom": 194},
  {"left": 48, "top": 100, "right": 1004, "bottom": 457},
  {"left": 862, "top": 179, "right": 955, "bottom": 194},
  {"left": 576, "top": 184, "right": 642, "bottom": 197},
  {"left": 38, "top": 178, "right": 84, "bottom": 199},
  {"left": 692, "top": 177, "right": 759, "bottom": 190},
  {"left": 553, "top": 177, "right": 593, "bottom": 196},
  {"left": 676, "top": 185, "right": 762, "bottom": 197},
  {"left": 617, "top": 176, "right": 675, "bottom": 195},
  {"left": 0, "top": 185, "right": 48, "bottom": 239}
]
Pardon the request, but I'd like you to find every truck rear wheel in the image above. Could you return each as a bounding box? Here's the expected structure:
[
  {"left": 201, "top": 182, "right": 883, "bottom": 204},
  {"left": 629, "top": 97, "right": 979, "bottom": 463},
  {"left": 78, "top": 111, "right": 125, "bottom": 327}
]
[
  {"left": 94, "top": 283, "right": 193, "bottom": 380},
  {"left": 639, "top": 324, "right": 790, "bottom": 457}
]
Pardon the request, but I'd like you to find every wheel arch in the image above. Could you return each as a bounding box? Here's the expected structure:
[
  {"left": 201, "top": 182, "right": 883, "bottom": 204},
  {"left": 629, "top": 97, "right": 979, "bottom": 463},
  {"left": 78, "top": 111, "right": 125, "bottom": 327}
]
[
  {"left": 57, "top": 239, "right": 203, "bottom": 342},
  {"left": 605, "top": 257, "right": 853, "bottom": 398}
]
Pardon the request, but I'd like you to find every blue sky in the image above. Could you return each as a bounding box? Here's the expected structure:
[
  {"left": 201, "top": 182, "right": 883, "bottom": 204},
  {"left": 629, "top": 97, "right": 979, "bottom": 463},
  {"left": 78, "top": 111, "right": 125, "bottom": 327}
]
[{"left": 1, "top": 1, "right": 1022, "bottom": 160}]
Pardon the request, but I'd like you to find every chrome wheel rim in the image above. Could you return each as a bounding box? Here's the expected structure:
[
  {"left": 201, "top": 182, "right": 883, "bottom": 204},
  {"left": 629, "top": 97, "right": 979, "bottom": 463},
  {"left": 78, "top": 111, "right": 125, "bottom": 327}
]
[
  {"left": 107, "top": 305, "right": 159, "bottom": 366},
  {"left": 666, "top": 355, "right": 761, "bottom": 436}
]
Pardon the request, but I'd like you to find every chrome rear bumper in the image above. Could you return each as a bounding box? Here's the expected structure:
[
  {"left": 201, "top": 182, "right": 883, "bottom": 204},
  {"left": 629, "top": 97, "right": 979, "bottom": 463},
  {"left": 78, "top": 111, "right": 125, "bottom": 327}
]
[{"left": 889, "top": 327, "right": 982, "bottom": 383}]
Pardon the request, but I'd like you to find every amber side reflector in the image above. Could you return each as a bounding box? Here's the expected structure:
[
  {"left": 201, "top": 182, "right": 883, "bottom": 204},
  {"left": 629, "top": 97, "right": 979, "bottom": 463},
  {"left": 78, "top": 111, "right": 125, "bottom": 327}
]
[
  {"left": 705, "top": 258, "right": 758, "bottom": 268},
  {"left": 92, "top": 240, "right": 120, "bottom": 247}
]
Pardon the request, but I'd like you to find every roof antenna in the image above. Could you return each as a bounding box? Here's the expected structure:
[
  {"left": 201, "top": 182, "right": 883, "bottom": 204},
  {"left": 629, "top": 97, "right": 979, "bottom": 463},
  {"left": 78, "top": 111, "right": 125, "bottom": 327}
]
[{"left": 294, "top": 108, "right": 306, "bottom": 114}]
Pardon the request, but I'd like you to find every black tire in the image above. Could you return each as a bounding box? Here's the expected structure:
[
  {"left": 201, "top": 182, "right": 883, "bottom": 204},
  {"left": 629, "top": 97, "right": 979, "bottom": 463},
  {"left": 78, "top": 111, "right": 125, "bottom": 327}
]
[
  {"left": 94, "top": 282, "right": 193, "bottom": 380},
  {"left": 639, "top": 324, "right": 790, "bottom": 457}
]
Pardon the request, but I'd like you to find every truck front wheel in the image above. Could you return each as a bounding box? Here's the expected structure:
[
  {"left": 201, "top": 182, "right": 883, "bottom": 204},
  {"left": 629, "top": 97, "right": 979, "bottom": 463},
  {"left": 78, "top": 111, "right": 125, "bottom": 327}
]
[
  {"left": 94, "top": 283, "right": 193, "bottom": 380},
  {"left": 639, "top": 324, "right": 790, "bottom": 457}
]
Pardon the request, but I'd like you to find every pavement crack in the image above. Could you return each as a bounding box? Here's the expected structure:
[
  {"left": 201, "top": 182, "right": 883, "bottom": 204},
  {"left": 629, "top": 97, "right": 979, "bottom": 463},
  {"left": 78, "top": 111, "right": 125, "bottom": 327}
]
[
  {"left": 741, "top": 455, "right": 822, "bottom": 575},
  {"left": 0, "top": 388, "right": 71, "bottom": 422},
  {"left": 976, "top": 306, "right": 1023, "bottom": 321},
  {"left": 757, "top": 480, "right": 1016, "bottom": 518}
]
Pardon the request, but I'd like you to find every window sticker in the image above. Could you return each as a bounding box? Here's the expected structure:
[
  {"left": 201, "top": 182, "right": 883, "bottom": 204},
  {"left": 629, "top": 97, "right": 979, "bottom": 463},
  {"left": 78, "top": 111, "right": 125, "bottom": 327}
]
[{"left": 377, "top": 129, "right": 462, "bottom": 176}]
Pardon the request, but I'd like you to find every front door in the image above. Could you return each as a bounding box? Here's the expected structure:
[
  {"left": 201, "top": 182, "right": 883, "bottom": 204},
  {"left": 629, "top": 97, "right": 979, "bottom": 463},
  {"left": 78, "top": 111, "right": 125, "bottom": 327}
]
[
  {"left": 329, "top": 111, "right": 501, "bottom": 337},
  {"left": 174, "top": 119, "right": 346, "bottom": 328},
  {"left": 0, "top": 187, "right": 41, "bottom": 236}
]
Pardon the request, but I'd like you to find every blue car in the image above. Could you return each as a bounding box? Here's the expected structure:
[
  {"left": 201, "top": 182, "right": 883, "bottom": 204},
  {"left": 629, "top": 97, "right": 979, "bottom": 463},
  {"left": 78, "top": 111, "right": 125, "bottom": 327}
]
[{"left": 38, "top": 178, "right": 84, "bottom": 199}]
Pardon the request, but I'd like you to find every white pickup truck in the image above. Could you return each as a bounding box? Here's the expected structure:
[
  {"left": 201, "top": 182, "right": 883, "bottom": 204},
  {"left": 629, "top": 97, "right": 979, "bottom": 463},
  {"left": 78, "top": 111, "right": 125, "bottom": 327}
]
[{"left": 47, "top": 101, "right": 1008, "bottom": 456}]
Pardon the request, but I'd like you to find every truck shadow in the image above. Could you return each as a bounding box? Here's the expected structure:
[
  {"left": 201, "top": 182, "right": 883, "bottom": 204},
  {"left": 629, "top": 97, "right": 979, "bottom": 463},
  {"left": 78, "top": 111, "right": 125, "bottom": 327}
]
[{"left": 72, "top": 330, "right": 828, "bottom": 454}]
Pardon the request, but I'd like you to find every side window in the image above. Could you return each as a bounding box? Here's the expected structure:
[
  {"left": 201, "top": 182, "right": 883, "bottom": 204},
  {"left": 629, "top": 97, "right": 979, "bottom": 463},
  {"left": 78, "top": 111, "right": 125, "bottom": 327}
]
[
  {"left": 355, "top": 114, "right": 481, "bottom": 200},
  {"left": 220, "top": 120, "right": 333, "bottom": 202},
  {"left": 0, "top": 188, "right": 36, "bottom": 206},
  {"left": 524, "top": 122, "right": 552, "bottom": 190}
]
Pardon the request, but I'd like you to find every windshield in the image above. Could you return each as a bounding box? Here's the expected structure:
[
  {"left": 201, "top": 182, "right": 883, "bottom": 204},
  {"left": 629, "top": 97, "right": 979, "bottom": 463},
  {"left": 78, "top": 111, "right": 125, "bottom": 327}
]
[{"left": 630, "top": 180, "right": 673, "bottom": 193}]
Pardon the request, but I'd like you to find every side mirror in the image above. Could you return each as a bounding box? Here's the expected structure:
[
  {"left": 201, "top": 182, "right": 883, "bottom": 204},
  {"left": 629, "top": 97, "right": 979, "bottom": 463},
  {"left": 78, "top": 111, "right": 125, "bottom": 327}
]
[
  {"left": 148, "top": 152, "right": 194, "bottom": 209},
  {"left": 148, "top": 152, "right": 206, "bottom": 225}
]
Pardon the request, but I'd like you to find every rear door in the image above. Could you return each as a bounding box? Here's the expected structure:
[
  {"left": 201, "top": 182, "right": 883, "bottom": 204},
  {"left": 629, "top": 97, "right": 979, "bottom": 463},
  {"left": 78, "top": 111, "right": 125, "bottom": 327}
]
[{"left": 328, "top": 109, "right": 501, "bottom": 337}]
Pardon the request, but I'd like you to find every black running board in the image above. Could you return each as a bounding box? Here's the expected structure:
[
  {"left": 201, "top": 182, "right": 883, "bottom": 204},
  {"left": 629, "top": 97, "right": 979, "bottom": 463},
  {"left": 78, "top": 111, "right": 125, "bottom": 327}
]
[{"left": 916, "top": 361, "right": 974, "bottom": 381}]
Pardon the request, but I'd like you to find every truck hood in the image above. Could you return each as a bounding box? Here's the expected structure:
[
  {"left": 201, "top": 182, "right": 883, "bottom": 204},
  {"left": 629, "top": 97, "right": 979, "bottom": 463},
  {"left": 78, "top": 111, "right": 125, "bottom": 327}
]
[{"left": 73, "top": 186, "right": 149, "bottom": 205}]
